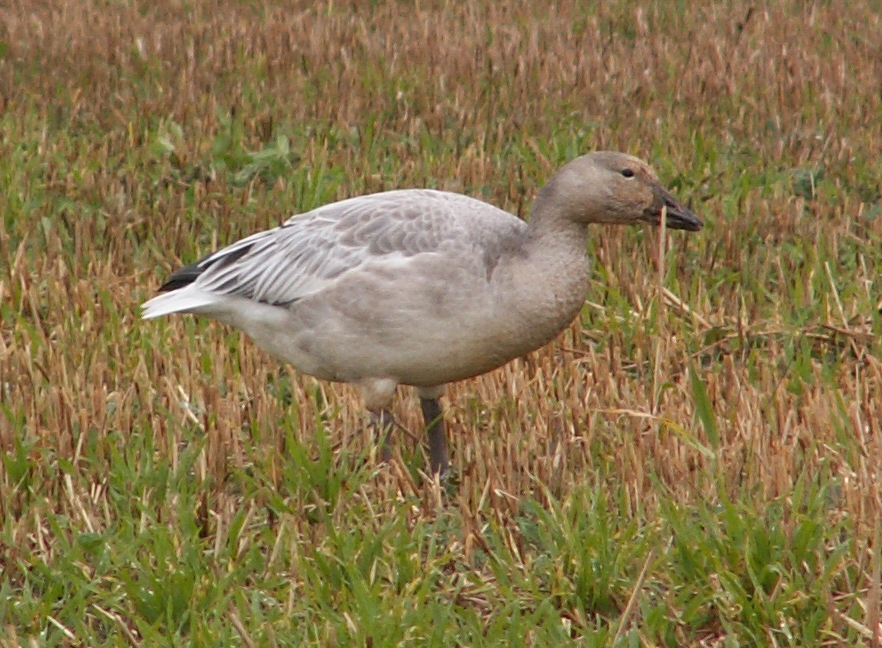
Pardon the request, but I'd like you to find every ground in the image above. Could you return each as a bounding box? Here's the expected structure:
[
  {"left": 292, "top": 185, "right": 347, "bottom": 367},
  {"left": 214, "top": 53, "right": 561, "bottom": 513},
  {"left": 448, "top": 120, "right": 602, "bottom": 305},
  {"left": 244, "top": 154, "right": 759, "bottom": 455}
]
[{"left": 1, "top": 1, "right": 881, "bottom": 645}]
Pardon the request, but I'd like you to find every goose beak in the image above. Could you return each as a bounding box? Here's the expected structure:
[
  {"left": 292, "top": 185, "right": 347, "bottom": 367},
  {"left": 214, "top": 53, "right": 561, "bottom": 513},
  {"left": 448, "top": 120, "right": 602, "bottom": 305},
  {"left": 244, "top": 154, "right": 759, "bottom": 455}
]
[{"left": 642, "top": 186, "right": 703, "bottom": 231}]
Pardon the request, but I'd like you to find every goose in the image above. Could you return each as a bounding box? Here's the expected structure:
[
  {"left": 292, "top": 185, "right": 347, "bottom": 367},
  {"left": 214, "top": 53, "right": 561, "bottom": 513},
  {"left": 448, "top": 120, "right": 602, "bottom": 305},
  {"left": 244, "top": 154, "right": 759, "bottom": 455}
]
[{"left": 142, "top": 151, "right": 702, "bottom": 475}]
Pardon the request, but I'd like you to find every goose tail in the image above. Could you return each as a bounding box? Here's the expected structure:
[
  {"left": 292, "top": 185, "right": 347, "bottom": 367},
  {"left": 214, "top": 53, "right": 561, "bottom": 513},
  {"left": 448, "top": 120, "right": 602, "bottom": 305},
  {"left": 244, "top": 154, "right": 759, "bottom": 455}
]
[{"left": 141, "top": 287, "right": 219, "bottom": 320}]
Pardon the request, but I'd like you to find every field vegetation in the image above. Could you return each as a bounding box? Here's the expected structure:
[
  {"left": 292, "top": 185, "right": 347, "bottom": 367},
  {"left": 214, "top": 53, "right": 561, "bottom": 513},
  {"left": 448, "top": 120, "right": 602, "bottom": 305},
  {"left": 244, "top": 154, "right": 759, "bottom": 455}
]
[{"left": 1, "top": 0, "right": 881, "bottom": 645}]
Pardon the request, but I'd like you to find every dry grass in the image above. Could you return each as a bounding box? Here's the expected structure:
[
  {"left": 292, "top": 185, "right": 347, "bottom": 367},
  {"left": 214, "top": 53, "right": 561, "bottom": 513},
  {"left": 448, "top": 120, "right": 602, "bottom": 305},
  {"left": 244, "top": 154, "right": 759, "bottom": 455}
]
[{"left": 1, "top": 0, "right": 881, "bottom": 645}]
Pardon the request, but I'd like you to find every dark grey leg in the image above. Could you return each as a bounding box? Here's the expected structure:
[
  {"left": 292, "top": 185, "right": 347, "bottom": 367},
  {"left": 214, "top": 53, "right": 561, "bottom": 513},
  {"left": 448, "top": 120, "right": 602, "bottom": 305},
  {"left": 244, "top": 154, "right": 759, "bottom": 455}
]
[
  {"left": 370, "top": 409, "right": 395, "bottom": 462},
  {"left": 420, "top": 397, "right": 448, "bottom": 475}
]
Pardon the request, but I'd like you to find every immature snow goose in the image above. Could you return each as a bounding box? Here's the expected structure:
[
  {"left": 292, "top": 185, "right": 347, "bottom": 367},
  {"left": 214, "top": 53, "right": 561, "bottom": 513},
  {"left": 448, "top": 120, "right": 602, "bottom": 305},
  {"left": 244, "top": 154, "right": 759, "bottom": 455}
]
[{"left": 143, "top": 151, "right": 702, "bottom": 474}]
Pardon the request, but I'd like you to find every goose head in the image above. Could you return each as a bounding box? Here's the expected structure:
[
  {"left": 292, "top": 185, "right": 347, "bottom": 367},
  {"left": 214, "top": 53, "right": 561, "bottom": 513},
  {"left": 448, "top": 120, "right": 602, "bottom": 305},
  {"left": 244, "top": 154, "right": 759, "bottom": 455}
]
[{"left": 538, "top": 151, "right": 703, "bottom": 232}]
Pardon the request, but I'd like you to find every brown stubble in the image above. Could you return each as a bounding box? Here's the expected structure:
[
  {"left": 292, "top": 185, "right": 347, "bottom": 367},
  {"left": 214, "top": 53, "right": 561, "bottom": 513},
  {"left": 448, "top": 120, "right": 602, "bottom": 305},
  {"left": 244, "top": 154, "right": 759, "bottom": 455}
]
[{"left": 1, "top": 0, "right": 882, "bottom": 624}]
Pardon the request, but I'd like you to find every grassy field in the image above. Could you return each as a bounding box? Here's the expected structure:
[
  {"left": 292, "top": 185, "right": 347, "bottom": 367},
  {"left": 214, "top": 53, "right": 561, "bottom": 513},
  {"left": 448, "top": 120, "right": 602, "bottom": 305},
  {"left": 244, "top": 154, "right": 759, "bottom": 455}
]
[{"left": 2, "top": 0, "right": 881, "bottom": 645}]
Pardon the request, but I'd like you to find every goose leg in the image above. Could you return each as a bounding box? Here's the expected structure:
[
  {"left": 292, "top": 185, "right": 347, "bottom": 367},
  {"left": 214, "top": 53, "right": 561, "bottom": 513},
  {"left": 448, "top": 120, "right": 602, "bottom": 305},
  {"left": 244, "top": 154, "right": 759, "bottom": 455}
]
[
  {"left": 420, "top": 398, "right": 448, "bottom": 474},
  {"left": 369, "top": 409, "right": 395, "bottom": 462},
  {"left": 361, "top": 378, "right": 399, "bottom": 463}
]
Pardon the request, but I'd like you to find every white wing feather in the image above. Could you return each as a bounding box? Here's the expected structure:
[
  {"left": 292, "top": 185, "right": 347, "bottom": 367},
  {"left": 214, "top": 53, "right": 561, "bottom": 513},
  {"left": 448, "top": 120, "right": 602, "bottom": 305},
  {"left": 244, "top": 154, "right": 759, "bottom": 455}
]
[{"left": 143, "top": 189, "right": 524, "bottom": 317}]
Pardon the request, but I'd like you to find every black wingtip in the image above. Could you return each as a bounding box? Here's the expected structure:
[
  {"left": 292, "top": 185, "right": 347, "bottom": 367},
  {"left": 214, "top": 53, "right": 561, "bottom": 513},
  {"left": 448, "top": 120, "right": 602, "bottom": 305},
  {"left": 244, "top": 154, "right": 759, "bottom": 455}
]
[
  {"left": 157, "top": 261, "right": 204, "bottom": 292},
  {"left": 156, "top": 242, "right": 256, "bottom": 292}
]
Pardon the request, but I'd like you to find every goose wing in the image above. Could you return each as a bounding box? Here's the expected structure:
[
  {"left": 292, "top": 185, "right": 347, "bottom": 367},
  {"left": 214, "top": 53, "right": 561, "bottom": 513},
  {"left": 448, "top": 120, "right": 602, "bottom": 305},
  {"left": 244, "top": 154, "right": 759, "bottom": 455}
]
[{"left": 153, "top": 189, "right": 520, "bottom": 309}]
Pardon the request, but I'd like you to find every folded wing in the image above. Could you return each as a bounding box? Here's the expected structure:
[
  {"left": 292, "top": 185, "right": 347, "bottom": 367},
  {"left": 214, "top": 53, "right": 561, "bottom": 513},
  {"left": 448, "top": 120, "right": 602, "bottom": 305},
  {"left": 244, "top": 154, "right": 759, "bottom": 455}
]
[{"left": 142, "top": 190, "right": 518, "bottom": 319}]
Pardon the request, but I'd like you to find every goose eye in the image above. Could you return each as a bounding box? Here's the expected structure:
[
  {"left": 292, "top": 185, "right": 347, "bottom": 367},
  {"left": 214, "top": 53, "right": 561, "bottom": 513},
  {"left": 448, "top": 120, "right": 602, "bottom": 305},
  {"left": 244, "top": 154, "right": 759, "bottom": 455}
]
[{"left": 621, "top": 168, "right": 635, "bottom": 178}]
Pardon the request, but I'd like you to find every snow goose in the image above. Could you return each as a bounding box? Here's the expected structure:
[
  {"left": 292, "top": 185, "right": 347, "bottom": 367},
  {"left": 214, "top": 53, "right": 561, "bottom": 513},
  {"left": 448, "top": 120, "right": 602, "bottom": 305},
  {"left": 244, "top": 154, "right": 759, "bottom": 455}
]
[{"left": 143, "top": 151, "right": 702, "bottom": 474}]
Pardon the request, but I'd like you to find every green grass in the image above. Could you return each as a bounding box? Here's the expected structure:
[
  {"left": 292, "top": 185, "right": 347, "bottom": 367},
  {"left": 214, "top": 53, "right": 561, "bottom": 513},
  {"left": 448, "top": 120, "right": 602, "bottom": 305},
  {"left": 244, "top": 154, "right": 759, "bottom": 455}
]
[
  {"left": 2, "top": 0, "right": 882, "bottom": 645},
  {"left": 0, "top": 426, "right": 860, "bottom": 645}
]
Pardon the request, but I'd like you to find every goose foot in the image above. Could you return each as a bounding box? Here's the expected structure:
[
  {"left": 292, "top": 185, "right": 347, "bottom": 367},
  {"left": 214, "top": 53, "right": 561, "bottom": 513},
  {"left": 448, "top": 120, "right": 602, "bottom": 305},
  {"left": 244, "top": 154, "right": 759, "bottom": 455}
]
[{"left": 369, "top": 409, "right": 395, "bottom": 462}]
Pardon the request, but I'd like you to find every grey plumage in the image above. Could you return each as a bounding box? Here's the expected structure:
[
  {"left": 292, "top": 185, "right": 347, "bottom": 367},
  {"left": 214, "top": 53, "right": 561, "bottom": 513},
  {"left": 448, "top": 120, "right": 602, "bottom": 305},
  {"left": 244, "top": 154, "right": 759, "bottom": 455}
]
[
  {"left": 143, "top": 152, "right": 702, "bottom": 474},
  {"left": 156, "top": 190, "right": 523, "bottom": 309}
]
